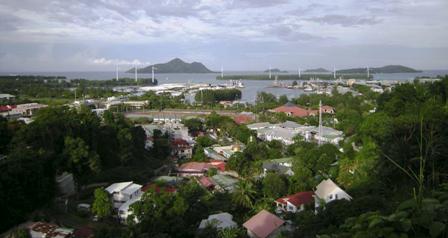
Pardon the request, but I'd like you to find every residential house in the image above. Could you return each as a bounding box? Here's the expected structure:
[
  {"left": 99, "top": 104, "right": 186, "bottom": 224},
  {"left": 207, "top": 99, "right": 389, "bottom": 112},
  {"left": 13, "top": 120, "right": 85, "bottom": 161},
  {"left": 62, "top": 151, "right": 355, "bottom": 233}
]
[
  {"left": 314, "top": 179, "right": 352, "bottom": 210},
  {"left": 198, "top": 176, "right": 215, "bottom": 190},
  {"left": 204, "top": 147, "right": 227, "bottom": 161},
  {"left": 313, "top": 126, "right": 344, "bottom": 145},
  {"left": 211, "top": 143, "right": 244, "bottom": 160},
  {"left": 28, "top": 222, "right": 73, "bottom": 238},
  {"left": 55, "top": 172, "right": 75, "bottom": 197},
  {"left": 10, "top": 103, "right": 47, "bottom": 116},
  {"left": 176, "top": 161, "right": 225, "bottom": 177},
  {"left": 275, "top": 191, "right": 314, "bottom": 213},
  {"left": 199, "top": 212, "right": 237, "bottom": 230},
  {"left": 243, "top": 210, "right": 285, "bottom": 238},
  {"left": 270, "top": 102, "right": 317, "bottom": 118},
  {"left": 210, "top": 174, "right": 238, "bottom": 192},
  {"left": 234, "top": 112, "right": 255, "bottom": 125},
  {"left": 105, "top": 182, "right": 142, "bottom": 209},
  {"left": 171, "top": 138, "right": 193, "bottom": 159},
  {"left": 321, "top": 105, "right": 335, "bottom": 114},
  {"left": 262, "top": 158, "right": 294, "bottom": 177}
]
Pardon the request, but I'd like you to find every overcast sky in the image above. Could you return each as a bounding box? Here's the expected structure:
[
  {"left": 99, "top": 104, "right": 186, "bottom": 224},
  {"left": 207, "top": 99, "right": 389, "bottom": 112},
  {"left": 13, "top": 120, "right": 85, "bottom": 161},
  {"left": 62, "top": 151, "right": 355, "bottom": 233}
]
[{"left": 0, "top": 0, "right": 447, "bottom": 71}]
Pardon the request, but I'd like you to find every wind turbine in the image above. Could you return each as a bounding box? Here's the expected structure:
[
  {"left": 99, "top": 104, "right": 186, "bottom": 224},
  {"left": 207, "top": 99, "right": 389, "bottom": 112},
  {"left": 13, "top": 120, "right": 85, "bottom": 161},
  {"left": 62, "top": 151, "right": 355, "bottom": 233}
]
[
  {"left": 298, "top": 67, "right": 301, "bottom": 78},
  {"left": 221, "top": 65, "right": 224, "bottom": 79},
  {"left": 134, "top": 64, "right": 138, "bottom": 82},
  {"left": 333, "top": 65, "right": 336, "bottom": 79},
  {"left": 115, "top": 64, "right": 119, "bottom": 81},
  {"left": 269, "top": 65, "right": 272, "bottom": 79},
  {"left": 367, "top": 66, "right": 370, "bottom": 79},
  {"left": 151, "top": 65, "right": 157, "bottom": 84}
]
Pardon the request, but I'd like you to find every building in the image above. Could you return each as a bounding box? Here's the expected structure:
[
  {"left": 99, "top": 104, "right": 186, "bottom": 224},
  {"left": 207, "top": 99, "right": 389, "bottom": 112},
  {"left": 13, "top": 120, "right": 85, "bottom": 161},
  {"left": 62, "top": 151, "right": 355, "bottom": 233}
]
[
  {"left": 321, "top": 105, "right": 335, "bottom": 114},
  {"left": 243, "top": 210, "right": 285, "bottom": 238},
  {"left": 270, "top": 103, "right": 317, "bottom": 118},
  {"left": 105, "top": 181, "right": 142, "bottom": 209},
  {"left": 176, "top": 161, "right": 225, "bottom": 177},
  {"left": 55, "top": 172, "right": 75, "bottom": 197},
  {"left": 262, "top": 158, "right": 294, "bottom": 177},
  {"left": 199, "top": 212, "right": 237, "bottom": 230},
  {"left": 0, "top": 93, "right": 15, "bottom": 100},
  {"left": 275, "top": 191, "right": 314, "bottom": 213},
  {"left": 28, "top": 222, "right": 73, "bottom": 238},
  {"left": 211, "top": 144, "right": 244, "bottom": 160},
  {"left": 198, "top": 176, "right": 215, "bottom": 190},
  {"left": 10, "top": 103, "right": 48, "bottom": 116},
  {"left": 314, "top": 179, "right": 352, "bottom": 210},
  {"left": 171, "top": 138, "right": 193, "bottom": 159},
  {"left": 210, "top": 174, "right": 238, "bottom": 192},
  {"left": 234, "top": 112, "right": 255, "bottom": 125}
]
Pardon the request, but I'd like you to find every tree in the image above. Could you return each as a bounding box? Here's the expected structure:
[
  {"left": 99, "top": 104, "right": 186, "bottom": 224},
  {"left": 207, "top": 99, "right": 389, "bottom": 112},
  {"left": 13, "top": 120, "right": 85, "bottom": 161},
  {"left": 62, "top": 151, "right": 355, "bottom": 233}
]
[
  {"left": 92, "top": 188, "right": 113, "bottom": 219},
  {"left": 279, "top": 95, "right": 289, "bottom": 105},
  {"left": 232, "top": 180, "right": 256, "bottom": 208},
  {"left": 263, "top": 173, "right": 288, "bottom": 198},
  {"left": 7, "top": 228, "right": 30, "bottom": 238}
]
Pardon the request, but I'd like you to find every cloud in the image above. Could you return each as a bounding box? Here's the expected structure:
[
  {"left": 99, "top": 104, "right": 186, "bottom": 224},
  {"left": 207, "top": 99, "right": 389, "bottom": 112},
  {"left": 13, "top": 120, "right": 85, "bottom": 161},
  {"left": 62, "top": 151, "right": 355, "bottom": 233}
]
[
  {"left": 91, "top": 58, "right": 151, "bottom": 66},
  {"left": 306, "top": 15, "right": 381, "bottom": 26}
]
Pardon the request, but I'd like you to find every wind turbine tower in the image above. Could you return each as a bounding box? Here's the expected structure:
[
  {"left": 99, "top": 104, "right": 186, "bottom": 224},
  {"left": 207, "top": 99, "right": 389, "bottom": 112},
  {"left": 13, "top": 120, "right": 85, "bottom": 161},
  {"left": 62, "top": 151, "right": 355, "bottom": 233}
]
[
  {"left": 221, "top": 65, "right": 224, "bottom": 79},
  {"left": 115, "top": 65, "right": 119, "bottom": 81},
  {"left": 269, "top": 65, "right": 272, "bottom": 79},
  {"left": 151, "top": 65, "right": 156, "bottom": 84},
  {"left": 367, "top": 66, "right": 370, "bottom": 79},
  {"left": 134, "top": 64, "right": 138, "bottom": 82},
  {"left": 333, "top": 65, "right": 336, "bottom": 79},
  {"left": 298, "top": 67, "right": 301, "bottom": 78},
  {"left": 318, "top": 100, "right": 322, "bottom": 145}
]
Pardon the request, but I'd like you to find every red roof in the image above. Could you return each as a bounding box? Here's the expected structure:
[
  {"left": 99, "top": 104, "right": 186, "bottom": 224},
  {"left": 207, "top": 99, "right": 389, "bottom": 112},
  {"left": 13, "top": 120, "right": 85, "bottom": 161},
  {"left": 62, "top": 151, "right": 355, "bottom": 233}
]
[
  {"left": 0, "top": 105, "right": 16, "bottom": 112},
  {"left": 171, "top": 138, "right": 191, "bottom": 147},
  {"left": 141, "top": 183, "right": 176, "bottom": 193},
  {"left": 208, "top": 160, "right": 226, "bottom": 172},
  {"left": 199, "top": 176, "right": 215, "bottom": 188},
  {"left": 178, "top": 162, "right": 211, "bottom": 172},
  {"left": 234, "top": 114, "right": 254, "bottom": 125},
  {"left": 276, "top": 191, "right": 314, "bottom": 207},
  {"left": 243, "top": 210, "right": 284, "bottom": 238},
  {"left": 271, "top": 103, "right": 314, "bottom": 117}
]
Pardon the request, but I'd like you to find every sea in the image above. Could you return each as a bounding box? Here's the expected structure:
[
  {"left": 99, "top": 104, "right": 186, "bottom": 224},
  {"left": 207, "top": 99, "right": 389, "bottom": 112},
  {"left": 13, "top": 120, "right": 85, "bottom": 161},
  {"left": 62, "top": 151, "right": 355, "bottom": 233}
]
[{"left": 1, "top": 70, "right": 447, "bottom": 103}]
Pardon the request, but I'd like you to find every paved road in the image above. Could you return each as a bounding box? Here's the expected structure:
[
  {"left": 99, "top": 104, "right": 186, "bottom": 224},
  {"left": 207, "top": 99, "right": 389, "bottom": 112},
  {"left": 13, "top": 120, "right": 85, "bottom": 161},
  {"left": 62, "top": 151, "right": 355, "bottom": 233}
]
[{"left": 125, "top": 109, "right": 240, "bottom": 119}]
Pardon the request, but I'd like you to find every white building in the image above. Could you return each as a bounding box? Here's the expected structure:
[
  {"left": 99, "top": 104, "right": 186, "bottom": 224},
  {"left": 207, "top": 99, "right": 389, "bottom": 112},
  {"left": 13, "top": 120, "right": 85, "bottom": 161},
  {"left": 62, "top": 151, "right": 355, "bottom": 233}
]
[
  {"left": 105, "top": 182, "right": 142, "bottom": 209},
  {"left": 199, "top": 212, "right": 237, "bottom": 230},
  {"left": 118, "top": 193, "right": 143, "bottom": 223},
  {"left": 314, "top": 179, "right": 352, "bottom": 210}
]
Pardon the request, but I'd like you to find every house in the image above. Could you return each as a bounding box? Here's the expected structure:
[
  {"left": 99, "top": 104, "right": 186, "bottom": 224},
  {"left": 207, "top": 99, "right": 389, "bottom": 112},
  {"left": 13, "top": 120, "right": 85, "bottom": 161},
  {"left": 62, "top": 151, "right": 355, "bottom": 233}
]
[
  {"left": 177, "top": 162, "right": 211, "bottom": 177},
  {"left": 210, "top": 174, "right": 238, "bottom": 192},
  {"left": 211, "top": 144, "right": 244, "bottom": 160},
  {"left": 176, "top": 161, "right": 226, "bottom": 177},
  {"left": 314, "top": 179, "right": 352, "bottom": 210},
  {"left": 198, "top": 176, "right": 215, "bottom": 190},
  {"left": 118, "top": 183, "right": 176, "bottom": 223},
  {"left": 0, "top": 93, "right": 15, "bottom": 100},
  {"left": 105, "top": 181, "right": 142, "bottom": 209},
  {"left": 171, "top": 138, "right": 193, "bottom": 159},
  {"left": 258, "top": 127, "right": 297, "bottom": 145},
  {"left": 262, "top": 158, "right": 294, "bottom": 177},
  {"left": 204, "top": 147, "right": 227, "bottom": 161},
  {"left": 243, "top": 210, "right": 285, "bottom": 238},
  {"left": 234, "top": 112, "right": 255, "bottom": 125},
  {"left": 199, "top": 212, "right": 237, "bottom": 230},
  {"left": 321, "top": 105, "right": 335, "bottom": 114},
  {"left": 28, "top": 222, "right": 73, "bottom": 238},
  {"left": 10, "top": 103, "right": 48, "bottom": 116},
  {"left": 270, "top": 103, "right": 316, "bottom": 118},
  {"left": 313, "top": 126, "right": 344, "bottom": 145},
  {"left": 56, "top": 172, "right": 75, "bottom": 197},
  {"left": 275, "top": 191, "right": 314, "bottom": 213}
]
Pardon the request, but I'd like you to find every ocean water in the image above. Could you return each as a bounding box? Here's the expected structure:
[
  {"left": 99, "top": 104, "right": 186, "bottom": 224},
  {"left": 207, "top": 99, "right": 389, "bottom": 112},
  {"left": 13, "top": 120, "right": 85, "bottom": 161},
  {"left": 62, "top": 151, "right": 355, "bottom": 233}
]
[{"left": 1, "top": 70, "right": 447, "bottom": 102}]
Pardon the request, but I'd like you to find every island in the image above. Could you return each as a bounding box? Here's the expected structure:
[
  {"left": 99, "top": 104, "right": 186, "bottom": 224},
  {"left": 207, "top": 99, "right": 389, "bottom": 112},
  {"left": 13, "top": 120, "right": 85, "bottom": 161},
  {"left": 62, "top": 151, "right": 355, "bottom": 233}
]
[
  {"left": 264, "top": 68, "right": 288, "bottom": 73},
  {"left": 338, "top": 65, "right": 421, "bottom": 74},
  {"left": 127, "top": 58, "right": 214, "bottom": 74},
  {"left": 304, "top": 68, "right": 330, "bottom": 73}
]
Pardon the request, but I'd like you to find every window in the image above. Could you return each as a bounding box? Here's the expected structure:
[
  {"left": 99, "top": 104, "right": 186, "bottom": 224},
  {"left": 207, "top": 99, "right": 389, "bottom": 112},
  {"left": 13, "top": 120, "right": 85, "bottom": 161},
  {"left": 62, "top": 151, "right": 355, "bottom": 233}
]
[{"left": 329, "top": 194, "right": 333, "bottom": 200}]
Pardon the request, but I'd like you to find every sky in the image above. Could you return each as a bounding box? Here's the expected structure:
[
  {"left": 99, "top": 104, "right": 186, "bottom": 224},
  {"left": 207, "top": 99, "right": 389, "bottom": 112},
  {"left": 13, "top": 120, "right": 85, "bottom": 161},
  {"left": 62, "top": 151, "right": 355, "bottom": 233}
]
[{"left": 0, "top": 0, "right": 447, "bottom": 72}]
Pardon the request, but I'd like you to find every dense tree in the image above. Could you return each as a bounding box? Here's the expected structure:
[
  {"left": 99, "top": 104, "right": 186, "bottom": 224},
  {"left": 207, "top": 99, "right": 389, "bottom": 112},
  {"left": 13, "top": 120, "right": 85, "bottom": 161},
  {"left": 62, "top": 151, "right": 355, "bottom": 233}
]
[
  {"left": 195, "top": 89, "right": 241, "bottom": 104},
  {"left": 232, "top": 180, "right": 256, "bottom": 208},
  {"left": 262, "top": 173, "right": 288, "bottom": 198},
  {"left": 92, "top": 188, "right": 113, "bottom": 219}
]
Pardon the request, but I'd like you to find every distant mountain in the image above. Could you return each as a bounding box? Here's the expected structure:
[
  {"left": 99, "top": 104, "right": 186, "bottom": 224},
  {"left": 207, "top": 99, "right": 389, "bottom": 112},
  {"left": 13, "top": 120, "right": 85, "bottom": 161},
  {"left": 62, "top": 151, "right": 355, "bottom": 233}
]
[
  {"left": 338, "top": 65, "right": 421, "bottom": 74},
  {"left": 264, "top": 68, "right": 288, "bottom": 73},
  {"left": 127, "top": 58, "right": 214, "bottom": 74},
  {"left": 304, "top": 68, "right": 330, "bottom": 73}
]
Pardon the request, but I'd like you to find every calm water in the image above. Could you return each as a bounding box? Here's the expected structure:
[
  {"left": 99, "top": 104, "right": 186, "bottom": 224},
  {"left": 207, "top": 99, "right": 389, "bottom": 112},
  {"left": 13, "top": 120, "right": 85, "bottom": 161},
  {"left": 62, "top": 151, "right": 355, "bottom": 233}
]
[{"left": 2, "top": 70, "right": 447, "bottom": 102}]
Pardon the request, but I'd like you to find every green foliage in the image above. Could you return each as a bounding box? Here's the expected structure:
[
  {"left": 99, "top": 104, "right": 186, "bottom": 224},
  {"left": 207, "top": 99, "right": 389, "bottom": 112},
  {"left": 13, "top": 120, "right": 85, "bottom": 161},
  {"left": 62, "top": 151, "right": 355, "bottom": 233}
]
[
  {"left": 195, "top": 89, "right": 241, "bottom": 104},
  {"left": 7, "top": 228, "right": 31, "bottom": 238},
  {"left": 232, "top": 180, "right": 256, "bottom": 208},
  {"left": 92, "top": 188, "right": 113, "bottom": 219},
  {"left": 263, "top": 173, "right": 288, "bottom": 198},
  {"left": 182, "top": 118, "right": 204, "bottom": 133}
]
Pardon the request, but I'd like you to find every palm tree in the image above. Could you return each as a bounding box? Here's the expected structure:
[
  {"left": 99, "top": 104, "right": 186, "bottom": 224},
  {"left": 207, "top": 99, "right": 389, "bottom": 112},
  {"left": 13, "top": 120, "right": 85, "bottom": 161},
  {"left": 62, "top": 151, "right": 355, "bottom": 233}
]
[{"left": 232, "top": 180, "right": 256, "bottom": 208}]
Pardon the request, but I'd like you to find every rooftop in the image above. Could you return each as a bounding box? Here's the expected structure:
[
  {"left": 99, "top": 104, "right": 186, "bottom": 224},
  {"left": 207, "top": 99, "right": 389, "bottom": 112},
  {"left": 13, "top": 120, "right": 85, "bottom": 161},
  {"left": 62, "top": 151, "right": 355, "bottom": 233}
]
[
  {"left": 105, "top": 182, "right": 133, "bottom": 194},
  {"left": 243, "top": 210, "right": 284, "bottom": 238},
  {"left": 276, "top": 191, "right": 314, "bottom": 207}
]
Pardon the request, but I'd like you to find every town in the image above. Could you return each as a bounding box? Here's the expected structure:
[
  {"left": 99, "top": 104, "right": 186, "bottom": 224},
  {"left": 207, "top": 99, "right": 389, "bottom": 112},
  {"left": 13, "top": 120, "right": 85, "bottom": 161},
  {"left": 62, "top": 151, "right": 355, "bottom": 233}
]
[{"left": 1, "top": 73, "right": 448, "bottom": 238}]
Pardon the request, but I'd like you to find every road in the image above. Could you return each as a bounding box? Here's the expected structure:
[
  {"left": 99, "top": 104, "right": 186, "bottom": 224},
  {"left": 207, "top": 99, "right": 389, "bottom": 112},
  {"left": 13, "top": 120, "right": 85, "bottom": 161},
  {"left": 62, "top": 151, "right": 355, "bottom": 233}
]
[{"left": 124, "top": 109, "right": 240, "bottom": 119}]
